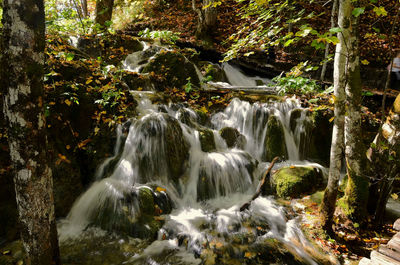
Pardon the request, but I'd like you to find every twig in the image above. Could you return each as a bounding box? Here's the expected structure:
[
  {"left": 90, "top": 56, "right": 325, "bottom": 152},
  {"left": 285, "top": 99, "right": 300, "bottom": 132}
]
[{"left": 240, "top": 156, "right": 279, "bottom": 211}]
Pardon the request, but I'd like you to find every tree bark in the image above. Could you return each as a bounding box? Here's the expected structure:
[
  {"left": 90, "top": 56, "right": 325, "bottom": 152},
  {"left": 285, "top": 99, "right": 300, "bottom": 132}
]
[
  {"left": 340, "top": 0, "right": 368, "bottom": 223},
  {"left": 1, "top": 1, "right": 60, "bottom": 264},
  {"left": 320, "top": 0, "right": 338, "bottom": 81},
  {"left": 319, "top": 0, "right": 346, "bottom": 231},
  {"left": 95, "top": 0, "right": 114, "bottom": 28},
  {"left": 81, "top": 0, "right": 88, "bottom": 17},
  {"left": 367, "top": 94, "right": 400, "bottom": 224},
  {"left": 192, "top": 0, "right": 217, "bottom": 44}
]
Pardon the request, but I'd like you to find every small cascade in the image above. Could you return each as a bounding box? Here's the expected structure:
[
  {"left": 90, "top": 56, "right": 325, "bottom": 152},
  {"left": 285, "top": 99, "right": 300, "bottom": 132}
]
[
  {"left": 59, "top": 94, "right": 326, "bottom": 264},
  {"left": 222, "top": 63, "right": 270, "bottom": 86},
  {"left": 211, "top": 97, "right": 310, "bottom": 162}
]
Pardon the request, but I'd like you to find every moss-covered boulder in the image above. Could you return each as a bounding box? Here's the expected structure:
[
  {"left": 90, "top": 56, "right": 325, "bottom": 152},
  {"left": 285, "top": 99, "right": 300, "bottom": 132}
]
[
  {"left": 307, "top": 108, "right": 333, "bottom": 166},
  {"left": 123, "top": 46, "right": 161, "bottom": 72},
  {"left": 263, "top": 115, "right": 288, "bottom": 162},
  {"left": 219, "top": 127, "right": 247, "bottom": 149},
  {"left": 271, "top": 166, "right": 324, "bottom": 198},
  {"left": 95, "top": 185, "right": 172, "bottom": 239},
  {"left": 199, "top": 128, "right": 216, "bottom": 152},
  {"left": 200, "top": 62, "right": 228, "bottom": 83},
  {"left": 136, "top": 113, "right": 190, "bottom": 183},
  {"left": 142, "top": 50, "right": 201, "bottom": 90}
]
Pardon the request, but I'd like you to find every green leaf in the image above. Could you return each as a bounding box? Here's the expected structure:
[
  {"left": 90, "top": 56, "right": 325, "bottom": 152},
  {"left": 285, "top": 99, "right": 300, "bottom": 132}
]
[
  {"left": 352, "top": 7, "right": 365, "bottom": 17},
  {"left": 329, "top": 27, "right": 342, "bottom": 34},
  {"left": 373, "top": 6, "right": 387, "bottom": 16},
  {"left": 284, "top": 39, "right": 295, "bottom": 47},
  {"left": 65, "top": 53, "right": 74, "bottom": 61}
]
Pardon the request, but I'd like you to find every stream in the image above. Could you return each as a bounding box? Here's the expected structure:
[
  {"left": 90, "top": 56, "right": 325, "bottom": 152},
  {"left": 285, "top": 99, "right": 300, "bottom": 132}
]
[{"left": 57, "top": 45, "right": 331, "bottom": 265}]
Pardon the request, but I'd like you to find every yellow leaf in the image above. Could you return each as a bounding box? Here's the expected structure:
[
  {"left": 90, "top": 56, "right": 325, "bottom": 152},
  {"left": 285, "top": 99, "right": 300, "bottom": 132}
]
[
  {"left": 200, "top": 106, "right": 208, "bottom": 113},
  {"left": 66, "top": 145, "right": 70, "bottom": 150},
  {"left": 94, "top": 127, "right": 100, "bottom": 135},
  {"left": 86, "top": 79, "right": 93, "bottom": 85},
  {"left": 64, "top": 99, "right": 72, "bottom": 106},
  {"left": 329, "top": 117, "right": 335, "bottom": 123},
  {"left": 244, "top": 252, "right": 256, "bottom": 258},
  {"left": 49, "top": 101, "right": 56, "bottom": 105},
  {"left": 361, "top": 59, "right": 370, "bottom": 65},
  {"left": 391, "top": 193, "right": 398, "bottom": 200},
  {"left": 2, "top": 250, "right": 10, "bottom": 255},
  {"left": 156, "top": 187, "right": 166, "bottom": 192}
]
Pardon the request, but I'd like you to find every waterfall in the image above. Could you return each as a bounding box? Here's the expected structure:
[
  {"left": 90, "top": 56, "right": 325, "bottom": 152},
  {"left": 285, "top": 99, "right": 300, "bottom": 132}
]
[{"left": 59, "top": 96, "right": 325, "bottom": 265}]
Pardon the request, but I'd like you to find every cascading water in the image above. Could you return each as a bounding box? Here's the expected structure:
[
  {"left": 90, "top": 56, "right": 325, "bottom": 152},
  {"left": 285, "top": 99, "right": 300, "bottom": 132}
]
[{"left": 58, "top": 95, "right": 328, "bottom": 265}]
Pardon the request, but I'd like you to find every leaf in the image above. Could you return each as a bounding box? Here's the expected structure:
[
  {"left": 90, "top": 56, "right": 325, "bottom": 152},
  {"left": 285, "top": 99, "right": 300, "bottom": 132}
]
[
  {"left": 329, "top": 27, "right": 342, "bottom": 34},
  {"left": 391, "top": 193, "right": 398, "bottom": 200},
  {"left": 373, "top": 6, "right": 387, "bottom": 17},
  {"left": 284, "top": 39, "right": 295, "bottom": 47},
  {"left": 361, "top": 59, "right": 370, "bottom": 65},
  {"left": 94, "top": 127, "right": 100, "bottom": 135},
  {"left": 77, "top": 138, "right": 92, "bottom": 149},
  {"left": 65, "top": 53, "right": 74, "bottom": 61},
  {"left": 352, "top": 7, "right": 365, "bottom": 17},
  {"left": 64, "top": 99, "right": 72, "bottom": 106},
  {"left": 329, "top": 117, "right": 335, "bottom": 123},
  {"left": 156, "top": 187, "right": 166, "bottom": 192}
]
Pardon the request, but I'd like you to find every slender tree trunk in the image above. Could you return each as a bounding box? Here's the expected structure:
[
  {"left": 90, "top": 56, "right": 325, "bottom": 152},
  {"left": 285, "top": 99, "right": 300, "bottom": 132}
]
[
  {"left": 319, "top": 0, "right": 346, "bottom": 231},
  {"left": 367, "top": 94, "right": 400, "bottom": 223},
  {"left": 95, "top": 0, "right": 114, "bottom": 28},
  {"left": 81, "top": 0, "right": 88, "bottom": 17},
  {"left": 192, "top": 0, "right": 217, "bottom": 44},
  {"left": 1, "top": 1, "right": 60, "bottom": 264},
  {"left": 339, "top": 0, "right": 368, "bottom": 223},
  {"left": 320, "top": 0, "right": 338, "bottom": 81}
]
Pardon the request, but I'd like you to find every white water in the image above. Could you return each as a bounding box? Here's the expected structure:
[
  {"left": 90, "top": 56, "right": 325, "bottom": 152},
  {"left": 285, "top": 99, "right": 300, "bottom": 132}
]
[
  {"left": 222, "top": 63, "right": 270, "bottom": 86},
  {"left": 59, "top": 96, "right": 324, "bottom": 264}
]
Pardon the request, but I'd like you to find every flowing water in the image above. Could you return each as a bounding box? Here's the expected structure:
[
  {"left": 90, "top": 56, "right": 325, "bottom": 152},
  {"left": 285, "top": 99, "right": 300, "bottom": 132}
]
[{"left": 57, "top": 48, "right": 331, "bottom": 264}]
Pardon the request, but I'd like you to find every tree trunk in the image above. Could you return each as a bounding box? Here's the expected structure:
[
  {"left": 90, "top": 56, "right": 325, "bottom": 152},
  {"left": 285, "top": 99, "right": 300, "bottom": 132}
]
[
  {"left": 319, "top": 0, "right": 346, "bottom": 231},
  {"left": 192, "top": 0, "right": 217, "bottom": 44},
  {"left": 95, "top": 0, "right": 114, "bottom": 28},
  {"left": 367, "top": 94, "right": 400, "bottom": 224},
  {"left": 1, "top": 1, "right": 60, "bottom": 265},
  {"left": 320, "top": 0, "right": 338, "bottom": 81},
  {"left": 339, "top": 0, "right": 368, "bottom": 223},
  {"left": 81, "top": 0, "right": 88, "bottom": 17}
]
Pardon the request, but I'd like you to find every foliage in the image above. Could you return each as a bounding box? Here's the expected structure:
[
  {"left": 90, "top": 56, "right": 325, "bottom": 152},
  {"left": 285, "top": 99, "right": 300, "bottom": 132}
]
[
  {"left": 138, "top": 28, "right": 180, "bottom": 44},
  {"left": 113, "top": 0, "right": 147, "bottom": 30},
  {"left": 272, "top": 75, "right": 321, "bottom": 95}
]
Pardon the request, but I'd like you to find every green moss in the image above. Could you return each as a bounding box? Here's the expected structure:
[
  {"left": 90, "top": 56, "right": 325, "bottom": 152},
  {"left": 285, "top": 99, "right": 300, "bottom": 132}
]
[
  {"left": 199, "top": 128, "right": 216, "bottom": 152},
  {"left": 138, "top": 187, "right": 155, "bottom": 215},
  {"left": 264, "top": 115, "right": 287, "bottom": 161},
  {"left": 337, "top": 171, "right": 369, "bottom": 222},
  {"left": 219, "top": 127, "right": 242, "bottom": 148},
  {"left": 310, "top": 191, "right": 325, "bottom": 205},
  {"left": 272, "top": 166, "right": 323, "bottom": 198}
]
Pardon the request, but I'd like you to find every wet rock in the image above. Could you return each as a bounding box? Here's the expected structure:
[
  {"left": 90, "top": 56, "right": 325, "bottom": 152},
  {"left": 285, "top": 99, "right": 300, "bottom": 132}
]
[
  {"left": 201, "top": 62, "right": 228, "bottom": 83},
  {"left": 123, "top": 46, "right": 161, "bottom": 72},
  {"left": 271, "top": 166, "right": 324, "bottom": 198},
  {"left": 137, "top": 113, "right": 190, "bottom": 182},
  {"left": 219, "top": 127, "right": 247, "bottom": 149},
  {"left": 121, "top": 71, "right": 154, "bottom": 91},
  {"left": 263, "top": 115, "right": 288, "bottom": 162},
  {"left": 142, "top": 50, "right": 201, "bottom": 90},
  {"left": 95, "top": 185, "right": 172, "bottom": 239},
  {"left": 306, "top": 108, "right": 333, "bottom": 166},
  {"left": 199, "top": 128, "right": 216, "bottom": 152}
]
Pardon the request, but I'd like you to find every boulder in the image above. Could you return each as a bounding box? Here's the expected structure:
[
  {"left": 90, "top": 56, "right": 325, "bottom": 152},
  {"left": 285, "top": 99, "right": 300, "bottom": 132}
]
[
  {"left": 199, "top": 128, "right": 216, "bottom": 152},
  {"left": 142, "top": 50, "right": 201, "bottom": 90},
  {"left": 263, "top": 115, "right": 288, "bottom": 162},
  {"left": 271, "top": 166, "right": 324, "bottom": 198},
  {"left": 219, "top": 127, "right": 247, "bottom": 149},
  {"left": 123, "top": 46, "right": 161, "bottom": 72}
]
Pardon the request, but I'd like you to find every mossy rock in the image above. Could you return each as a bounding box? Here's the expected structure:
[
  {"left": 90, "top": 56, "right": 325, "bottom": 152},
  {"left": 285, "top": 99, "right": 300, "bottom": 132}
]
[
  {"left": 263, "top": 115, "right": 288, "bottom": 162},
  {"left": 307, "top": 108, "right": 333, "bottom": 166},
  {"left": 142, "top": 50, "right": 200, "bottom": 90},
  {"left": 271, "top": 166, "right": 324, "bottom": 198},
  {"left": 199, "top": 128, "right": 216, "bottom": 152},
  {"left": 219, "top": 127, "right": 247, "bottom": 149},
  {"left": 201, "top": 62, "right": 228, "bottom": 83}
]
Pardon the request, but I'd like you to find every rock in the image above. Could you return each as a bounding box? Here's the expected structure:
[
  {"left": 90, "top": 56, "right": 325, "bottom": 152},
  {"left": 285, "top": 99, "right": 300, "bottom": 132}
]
[
  {"left": 201, "top": 62, "right": 228, "bottom": 83},
  {"left": 394, "top": 218, "right": 400, "bottom": 231},
  {"left": 199, "top": 128, "right": 216, "bottom": 152},
  {"left": 94, "top": 185, "right": 172, "bottom": 239},
  {"left": 142, "top": 50, "right": 201, "bottom": 90},
  {"left": 306, "top": 108, "right": 333, "bottom": 166},
  {"left": 136, "top": 113, "right": 190, "bottom": 183},
  {"left": 263, "top": 115, "right": 288, "bottom": 162},
  {"left": 121, "top": 71, "right": 154, "bottom": 91},
  {"left": 123, "top": 46, "right": 161, "bottom": 72},
  {"left": 219, "top": 127, "right": 246, "bottom": 149},
  {"left": 271, "top": 166, "right": 324, "bottom": 198}
]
